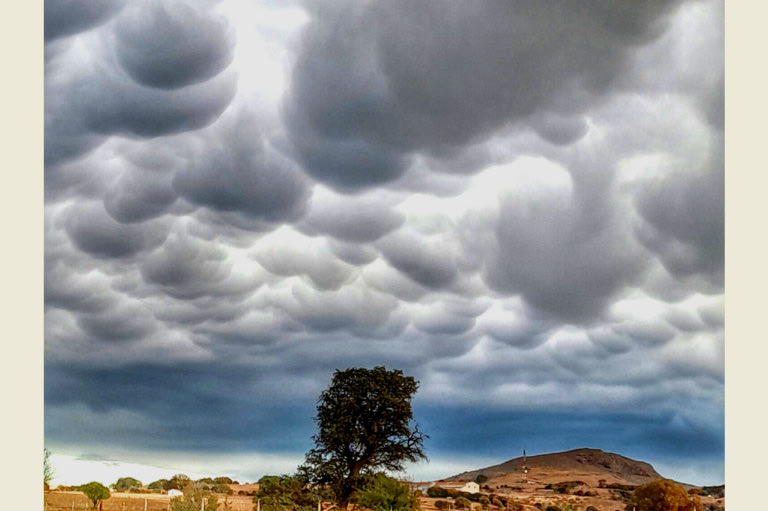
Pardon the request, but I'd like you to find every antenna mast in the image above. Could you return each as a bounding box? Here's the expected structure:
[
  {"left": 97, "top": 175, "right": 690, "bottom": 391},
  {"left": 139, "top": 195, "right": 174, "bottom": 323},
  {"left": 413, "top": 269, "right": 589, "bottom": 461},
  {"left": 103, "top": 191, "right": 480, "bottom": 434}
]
[{"left": 522, "top": 450, "right": 529, "bottom": 484}]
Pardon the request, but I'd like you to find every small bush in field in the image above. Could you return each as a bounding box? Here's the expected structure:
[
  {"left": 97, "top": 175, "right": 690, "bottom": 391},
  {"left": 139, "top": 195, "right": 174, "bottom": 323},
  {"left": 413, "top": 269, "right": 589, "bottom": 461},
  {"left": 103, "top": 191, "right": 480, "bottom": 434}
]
[{"left": 79, "top": 482, "right": 111, "bottom": 507}]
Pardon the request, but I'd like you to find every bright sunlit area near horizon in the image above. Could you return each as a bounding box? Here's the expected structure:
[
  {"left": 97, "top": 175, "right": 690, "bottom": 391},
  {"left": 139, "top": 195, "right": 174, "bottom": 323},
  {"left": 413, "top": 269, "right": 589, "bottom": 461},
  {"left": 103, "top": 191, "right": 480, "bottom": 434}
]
[{"left": 31, "top": 0, "right": 735, "bottom": 509}]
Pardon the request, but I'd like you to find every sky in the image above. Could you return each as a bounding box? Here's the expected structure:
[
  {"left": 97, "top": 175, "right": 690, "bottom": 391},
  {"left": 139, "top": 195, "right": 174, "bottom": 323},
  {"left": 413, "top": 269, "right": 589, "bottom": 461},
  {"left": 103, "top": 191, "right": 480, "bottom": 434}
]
[{"left": 43, "top": 0, "right": 724, "bottom": 488}]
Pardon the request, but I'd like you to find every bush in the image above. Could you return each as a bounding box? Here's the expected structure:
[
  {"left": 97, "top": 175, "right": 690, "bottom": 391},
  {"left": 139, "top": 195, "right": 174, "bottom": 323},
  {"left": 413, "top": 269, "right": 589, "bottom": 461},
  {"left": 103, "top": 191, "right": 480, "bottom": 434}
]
[
  {"left": 79, "top": 482, "right": 111, "bottom": 507},
  {"left": 428, "top": 486, "right": 451, "bottom": 499},
  {"left": 355, "top": 474, "right": 419, "bottom": 511},
  {"left": 545, "top": 506, "right": 561, "bottom": 511},
  {"left": 628, "top": 479, "right": 698, "bottom": 511},
  {"left": 113, "top": 477, "right": 143, "bottom": 492},
  {"left": 586, "top": 507, "right": 598, "bottom": 511},
  {"left": 257, "top": 474, "right": 323, "bottom": 511},
  {"left": 475, "top": 475, "right": 488, "bottom": 484},
  {"left": 699, "top": 485, "right": 724, "bottom": 499},
  {"left": 454, "top": 497, "right": 471, "bottom": 509},
  {"left": 149, "top": 479, "right": 169, "bottom": 492},
  {"left": 170, "top": 486, "right": 218, "bottom": 511},
  {"left": 434, "top": 501, "right": 450, "bottom": 511},
  {"left": 212, "top": 483, "right": 234, "bottom": 495},
  {"left": 544, "top": 481, "right": 585, "bottom": 495}
]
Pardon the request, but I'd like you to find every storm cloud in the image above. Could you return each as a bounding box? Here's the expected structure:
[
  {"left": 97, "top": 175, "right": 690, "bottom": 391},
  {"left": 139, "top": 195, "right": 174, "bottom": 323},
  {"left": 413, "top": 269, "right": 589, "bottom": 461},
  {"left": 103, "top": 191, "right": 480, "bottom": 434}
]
[{"left": 45, "top": 0, "right": 724, "bottom": 487}]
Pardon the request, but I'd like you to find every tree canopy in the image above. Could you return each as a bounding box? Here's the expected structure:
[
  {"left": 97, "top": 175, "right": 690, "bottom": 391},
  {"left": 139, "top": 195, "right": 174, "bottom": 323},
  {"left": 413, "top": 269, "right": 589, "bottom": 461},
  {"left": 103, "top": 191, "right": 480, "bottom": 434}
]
[
  {"left": 299, "top": 366, "right": 427, "bottom": 510},
  {"left": 629, "top": 479, "right": 700, "bottom": 511},
  {"left": 79, "top": 482, "right": 111, "bottom": 507},
  {"left": 355, "top": 474, "right": 419, "bottom": 511},
  {"left": 112, "top": 477, "right": 142, "bottom": 491},
  {"left": 256, "top": 475, "right": 323, "bottom": 511}
]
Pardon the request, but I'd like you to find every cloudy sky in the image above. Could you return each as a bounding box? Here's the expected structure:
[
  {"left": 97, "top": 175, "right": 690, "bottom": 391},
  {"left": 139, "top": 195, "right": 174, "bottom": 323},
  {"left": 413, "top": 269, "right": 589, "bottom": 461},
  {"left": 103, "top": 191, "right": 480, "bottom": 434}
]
[{"left": 43, "top": 0, "right": 724, "bottom": 487}]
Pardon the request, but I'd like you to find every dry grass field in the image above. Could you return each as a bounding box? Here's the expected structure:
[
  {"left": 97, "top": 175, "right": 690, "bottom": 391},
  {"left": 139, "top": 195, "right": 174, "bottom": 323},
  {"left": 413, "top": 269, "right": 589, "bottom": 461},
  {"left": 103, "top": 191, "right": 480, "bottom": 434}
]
[
  {"left": 43, "top": 491, "right": 255, "bottom": 511},
  {"left": 45, "top": 491, "right": 724, "bottom": 511}
]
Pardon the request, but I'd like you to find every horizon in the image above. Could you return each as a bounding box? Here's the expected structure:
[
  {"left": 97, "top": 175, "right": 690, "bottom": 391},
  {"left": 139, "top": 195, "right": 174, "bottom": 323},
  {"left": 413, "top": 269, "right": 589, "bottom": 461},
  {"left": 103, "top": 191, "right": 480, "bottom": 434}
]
[
  {"left": 46, "top": 445, "right": 724, "bottom": 489},
  {"left": 44, "top": 0, "right": 724, "bottom": 491}
]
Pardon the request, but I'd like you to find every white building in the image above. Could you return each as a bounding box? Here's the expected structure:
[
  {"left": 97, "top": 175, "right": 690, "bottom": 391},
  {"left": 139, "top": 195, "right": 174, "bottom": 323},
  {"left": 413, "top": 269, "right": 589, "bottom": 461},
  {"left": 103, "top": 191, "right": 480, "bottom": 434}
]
[
  {"left": 168, "top": 489, "right": 184, "bottom": 498},
  {"left": 434, "top": 481, "right": 481, "bottom": 494}
]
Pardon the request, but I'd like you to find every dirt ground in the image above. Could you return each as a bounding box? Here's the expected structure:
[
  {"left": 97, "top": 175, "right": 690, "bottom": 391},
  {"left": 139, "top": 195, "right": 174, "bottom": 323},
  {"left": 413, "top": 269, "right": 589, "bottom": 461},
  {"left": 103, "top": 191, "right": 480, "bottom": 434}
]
[
  {"left": 45, "top": 488, "right": 724, "bottom": 511},
  {"left": 43, "top": 491, "right": 254, "bottom": 511}
]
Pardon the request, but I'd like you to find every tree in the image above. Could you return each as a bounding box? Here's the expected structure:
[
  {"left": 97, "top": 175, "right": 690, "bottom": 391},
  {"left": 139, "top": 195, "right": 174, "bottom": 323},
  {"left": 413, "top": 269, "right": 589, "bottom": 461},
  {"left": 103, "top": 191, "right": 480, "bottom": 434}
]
[
  {"left": 112, "top": 477, "right": 142, "bottom": 491},
  {"left": 355, "top": 474, "right": 419, "bottom": 511},
  {"left": 628, "top": 479, "right": 699, "bottom": 511},
  {"left": 475, "top": 474, "right": 488, "bottom": 484},
  {"left": 171, "top": 485, "right": 218, "bottom": 511},
  {"left": 79, "top": 482, "right": 111, "bottom": 508},
  {"left": 169, "top": 474, "right": 192, "bottom": 490},
  {"left": 299, "top": 367, "right": 427, "bottom": 511},
  {"left": 149, "top": 479, "right": 169, "bottom": 492},
  {"left": 256, "top": 475, "right": 322, "bottom": 511},
  {"left": 44, "top": 448, "right": 55, "bottom": 489}
]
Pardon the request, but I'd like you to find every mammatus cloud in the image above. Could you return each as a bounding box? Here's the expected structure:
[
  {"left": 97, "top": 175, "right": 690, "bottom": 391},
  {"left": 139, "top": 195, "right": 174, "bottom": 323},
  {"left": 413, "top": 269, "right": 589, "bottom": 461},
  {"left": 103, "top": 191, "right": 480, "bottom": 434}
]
[{"left": 45, "top": 0, "right": 724, "bottom": 486}]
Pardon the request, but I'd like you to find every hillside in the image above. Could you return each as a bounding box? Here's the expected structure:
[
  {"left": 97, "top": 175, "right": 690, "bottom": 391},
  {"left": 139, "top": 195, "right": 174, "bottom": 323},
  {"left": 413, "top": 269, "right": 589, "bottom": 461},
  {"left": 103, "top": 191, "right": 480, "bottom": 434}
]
[{"left": 446, "top": 448, "right": 663, "bottom": 487}]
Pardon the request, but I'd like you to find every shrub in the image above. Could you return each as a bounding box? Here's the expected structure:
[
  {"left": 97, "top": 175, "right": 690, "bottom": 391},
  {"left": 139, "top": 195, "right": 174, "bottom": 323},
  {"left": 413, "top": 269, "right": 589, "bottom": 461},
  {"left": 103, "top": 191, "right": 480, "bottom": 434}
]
[
  {"left": 170, "top": 486, "right": 218, "bottom": 511},
  {"left": 628, "top": 479, "right": 698, "bottom": 511},
  {"left": 256, "top": 474, "right": 323, "bottom": 511},
  {"left": 544, "top": 481, "right": 585, "bottom": 495},
  {"left": 149, "top": 479, "right": 169, "bottom": 492},
  {"left": 212, "top": 483, "right": 234, "bottom": 495},
  {"left": 356, "top": 474, "right": 419, "bottom": 511},
  {"left": 113, "top": 477, "right": 143, "bottom": 491},
  {"left": 545, "top": 506, "right": 562, "bottom": 511},
  {"left": 586, "top": 507, "right": 598, "bottom": 511},
  {"left": 79, "top": 482, "right": 111, "bottom": 507},
  {"left": 434, "top": 501, "right": 450, "bottom": 510},
  {"left": 454, "top": 497, "right": 471, "bottom": 509},
  {"left": 699, "top": 485, "right": 724, "bottom": 499},
  {"left": 428, "top": 486, "right": 451, "bottom": 499}
]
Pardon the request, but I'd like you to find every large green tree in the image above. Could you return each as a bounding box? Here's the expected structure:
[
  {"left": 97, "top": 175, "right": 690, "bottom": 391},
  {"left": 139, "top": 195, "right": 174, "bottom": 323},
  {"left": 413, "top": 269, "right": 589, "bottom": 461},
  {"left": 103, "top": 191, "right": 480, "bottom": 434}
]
[{"left": 299, "top": 367, "right": 427, "bottom": 510}]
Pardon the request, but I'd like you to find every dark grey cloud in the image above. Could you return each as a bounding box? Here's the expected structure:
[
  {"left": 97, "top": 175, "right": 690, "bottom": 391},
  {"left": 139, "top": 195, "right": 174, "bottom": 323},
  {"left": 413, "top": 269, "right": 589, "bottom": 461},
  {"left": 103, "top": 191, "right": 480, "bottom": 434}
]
[
  {"left": 44, "top": 0, "right": 125, "bottom": 41},
  {"left": 114, "top": 1, "right": 235, "bottom": 89},
  {"left": 635, "top": 140, "right": 724, "bottom": 285},
  {"left": 173, "top": 115, "right": 310, "bottom": 225},
  {"left": 63, "top": 202, "right": 170, "bottom": 259},
  {"left": 483, "top": 180, "right": 643, "bottom": 323},
  {"left": 104, "top": 166, "right": 178, "bottom": 223},
  {"left": 77, "top": 304, "right": 160, "bottom": 343},
  {"left": 298, "top": 193, "right": 405, "bottom": 243},
  {"left": 378, "top": 231, "right": 459, "bottom": 290},
  {"left": 286, "top": 0, "right": 685, "bottom": 190},
  {"left": 43, "top": 0, "right": 724, "bottom": 487}
]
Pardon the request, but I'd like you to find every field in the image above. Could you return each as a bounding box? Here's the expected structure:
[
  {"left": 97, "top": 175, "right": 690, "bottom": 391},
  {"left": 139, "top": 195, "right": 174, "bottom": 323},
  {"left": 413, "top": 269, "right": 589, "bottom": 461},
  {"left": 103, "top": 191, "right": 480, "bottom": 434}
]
[
  {"left": 45, "top": 490, "right": 724, "bottom": 511},
  {"left": 43, "top": 492, "right": 255, "bottom": 511}
]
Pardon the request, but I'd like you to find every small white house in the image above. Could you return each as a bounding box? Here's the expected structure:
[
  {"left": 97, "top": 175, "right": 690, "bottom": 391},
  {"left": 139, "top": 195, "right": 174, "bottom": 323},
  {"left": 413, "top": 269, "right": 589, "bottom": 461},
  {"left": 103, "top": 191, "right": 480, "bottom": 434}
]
[
  {"left": 168, "top": 489, "right": 184, "bottom": 498},
  {"left": 434, "top": 481, "right": 481, "bottom": 494}
]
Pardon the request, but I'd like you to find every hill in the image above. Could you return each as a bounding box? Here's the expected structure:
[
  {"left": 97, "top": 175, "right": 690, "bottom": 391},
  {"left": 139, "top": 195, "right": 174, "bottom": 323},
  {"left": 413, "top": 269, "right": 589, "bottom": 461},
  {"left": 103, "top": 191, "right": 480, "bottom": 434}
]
[{"left": 445, "top": 448, "right": 663, "bottom": 487}]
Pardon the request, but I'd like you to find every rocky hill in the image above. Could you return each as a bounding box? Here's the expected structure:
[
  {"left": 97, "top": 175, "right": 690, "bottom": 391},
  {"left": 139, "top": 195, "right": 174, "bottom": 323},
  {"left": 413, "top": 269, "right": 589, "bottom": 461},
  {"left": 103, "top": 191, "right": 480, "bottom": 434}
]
[{"left": 446, "top": 448, "right": 663, "bottom": 487}]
